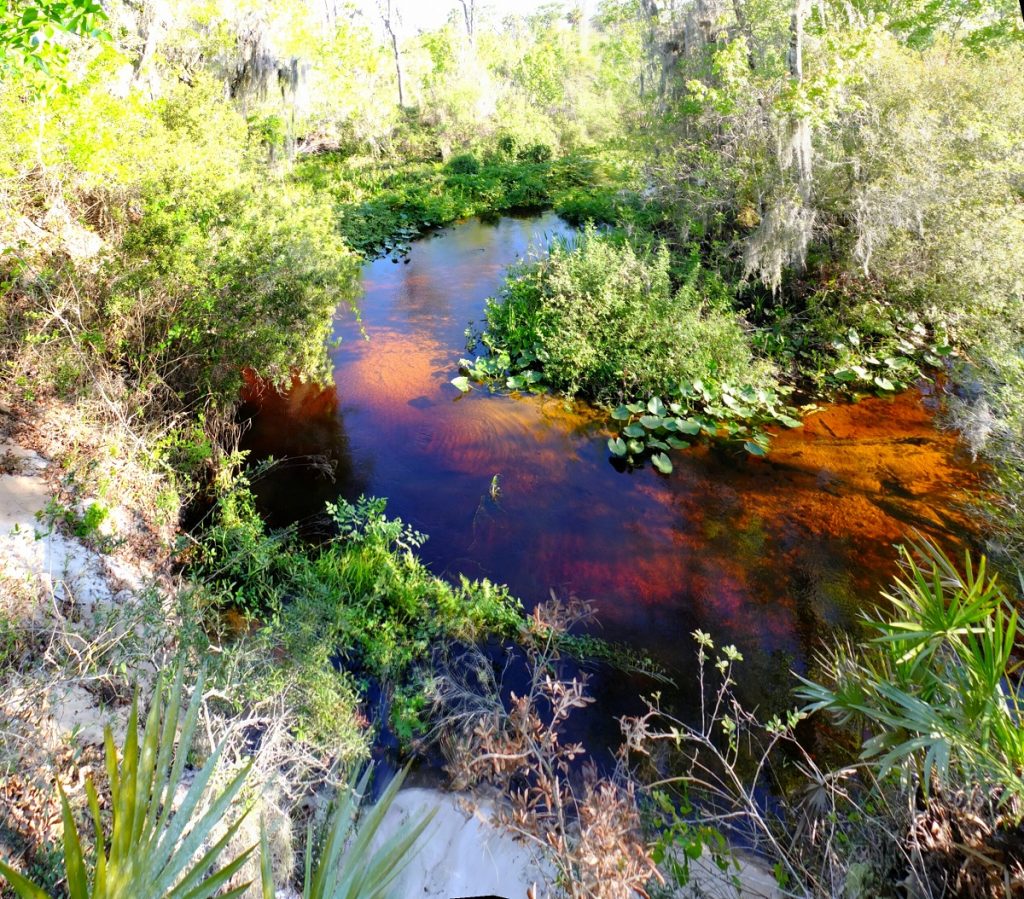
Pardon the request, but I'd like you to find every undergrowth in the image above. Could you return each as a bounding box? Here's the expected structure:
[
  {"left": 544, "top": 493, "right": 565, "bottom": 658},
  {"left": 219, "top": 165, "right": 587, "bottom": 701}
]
[
  {"left": 292, "top": 147, "right": 644, "bottom": 259},
  {"left": 185, "top": 471, "right": 526, "bottom": 741}
]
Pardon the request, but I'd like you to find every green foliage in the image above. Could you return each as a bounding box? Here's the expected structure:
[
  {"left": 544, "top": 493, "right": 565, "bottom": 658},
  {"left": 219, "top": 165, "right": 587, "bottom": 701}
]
[
  {"left": 605, "top": 380, "right": 804, "bottom": 467},
  {"left": 475, "top": 225, "right": 793, "bottom": 465},
  {"left": 483, "top": 225, "right": 773, "bottom": 402},
  {"left": 293, "top": 148, "right": 631, "bottom": 260},
  {"left": 189, "top": 475, "right": 525, "bottom": 740},
  {"left": 798, "top": 537, "right": 1024, "bottom": 810},
  {"left": 0, "top": 0, "right": 108, "bottom": 77},
  {"left": 0, "top": 664, "right": 255, "bottom": 898},
  {"left": 1, "top": 66, "right": 361, "bottom": 413},
  {"left": 262, "top": 765, "right": 435, "bottom": 899},
  {"left": 73, "top": 500, "right": 108, "bottom": 538},
  {"left": 648, "top": 786, "right": 735, "bottom": 892},
  {"left": 108, "top": 175, "right": 360, "bottom": 399},
  {"left": 444, "top": 152, "right": 480, "bottom": 175}
]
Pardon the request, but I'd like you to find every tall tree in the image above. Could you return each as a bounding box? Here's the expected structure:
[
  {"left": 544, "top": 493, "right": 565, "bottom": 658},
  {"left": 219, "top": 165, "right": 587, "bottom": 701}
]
[
  {"left": 458, "top": 0, "right": 475, "bottom": 44},
  {"left": 378, "top": 0, "right": 404, "bottom": 106}
]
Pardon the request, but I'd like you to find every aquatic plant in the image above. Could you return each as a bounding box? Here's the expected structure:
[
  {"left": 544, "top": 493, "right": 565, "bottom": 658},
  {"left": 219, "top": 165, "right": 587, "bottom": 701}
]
[{"left": 606, "top": 381, "right": 805, "bottom": 472}]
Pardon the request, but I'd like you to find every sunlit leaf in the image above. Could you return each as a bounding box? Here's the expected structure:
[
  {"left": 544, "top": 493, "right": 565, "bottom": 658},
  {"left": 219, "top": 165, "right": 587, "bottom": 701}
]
[{"left": 651, "top": 452, "right": 672, "bottom": 474}]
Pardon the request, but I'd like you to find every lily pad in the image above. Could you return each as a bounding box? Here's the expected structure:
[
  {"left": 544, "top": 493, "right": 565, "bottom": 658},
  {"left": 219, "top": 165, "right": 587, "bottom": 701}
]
[
  {"left": 627, "top": 438, "right": 645, "bottom": 455},
  {"left": 607, "top": 437, "right": 627, "bottom": 456},
  {"left": 675, "top": 418, "right": 703, "bottom": 436},
  {"left": 651, "top": 452, "right": 673, "bottom": 475},
  {"left": 743, "top": 441, "right": 768, "bottom": 457},
  {"left": 639, "top": 415, "right": 663, "bottom": 430},
  {"left": 667, "top": 437, "right": 690, "bottom": 449},
  {"left": 623, "top": 424, "right": 646, "bottom": 438},
  {"left": 647, "top": 397, "right": 667, "bottom": 417},
  {"left": 451, "top": 376, "right": 472, "bottom": 392},
  {"left": 611, "top": 405, "right": 632, "bottom": 421}
]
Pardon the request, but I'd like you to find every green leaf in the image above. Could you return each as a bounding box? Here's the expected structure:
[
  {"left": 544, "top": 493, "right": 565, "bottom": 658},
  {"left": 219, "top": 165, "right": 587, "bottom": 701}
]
[
  {"left": 874, "top": 376, "right": 896, "bottom": 392},
  {"left": 647, "top": 397, "right": 666, "bottom": 416},
  {"left": 647, "top": 438, "right": 670, "bottom": 451},
  {"left": 639, "top": 415, "right": 663, "bottom": 430},
  {"left": 607, "top": 437, "right": 627, "bottom": 456},
  {"left": 450, "top": 376, "right": 471, "bottom": 392},
  {"left": 667, "top": 437, "right": 690, "bottom": 449},
  {"left": 651, "top": 452, "right": 672, "bottom": 474},
  {"left": 833, "top": 368, "right": 859, "bottom": 382},
  {"left": 610, "top": 405, "right": 631, "bottom": 421},
  {"left": 627, "top": 438, "right": 645, "bottom": 455},
  {"left": 776, "top": 414, "right": 802, "bottom": 428},
  {"left": 260, "top": 823, "right": 275, "bottom": 899},
  {"left": 743, "top": 441, "right": 768, "bottom": 456},
  {"left": 847, "top": 328, "right": 860, "bottom": 346},
  {"left": 623, "top": 424, "right": 645, "bottom": 439},
  {"left": 625, "top": 402, "right": 644, "bottom": 414},
  {"left": 674, "top": 418, "right": 702, "bottom": 436},
  {"left": 0, "top": 860, "right": 50, "bottom": 898}
]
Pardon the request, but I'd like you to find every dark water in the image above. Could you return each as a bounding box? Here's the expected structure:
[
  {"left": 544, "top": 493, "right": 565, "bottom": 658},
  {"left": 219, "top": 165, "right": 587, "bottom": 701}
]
[{"left": 240, "top": 213, "right": 980, "bottom": 747}]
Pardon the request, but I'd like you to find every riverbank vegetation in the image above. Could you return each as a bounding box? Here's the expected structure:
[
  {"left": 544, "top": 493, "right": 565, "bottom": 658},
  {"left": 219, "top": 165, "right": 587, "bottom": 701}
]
[{"left": 1, "top": 0, "right": 1023, "bottom": 895}]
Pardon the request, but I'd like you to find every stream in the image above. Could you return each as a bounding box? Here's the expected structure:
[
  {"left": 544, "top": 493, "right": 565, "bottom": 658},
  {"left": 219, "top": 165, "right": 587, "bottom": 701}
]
[{"left": 239, "top": 212, "right": 980, "bottom": 752}]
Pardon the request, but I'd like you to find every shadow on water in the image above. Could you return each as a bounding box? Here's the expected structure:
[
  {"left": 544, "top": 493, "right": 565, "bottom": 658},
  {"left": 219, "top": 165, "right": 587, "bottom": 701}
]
[{"left": 239, "top": 212, "right": 981, "bottom": 759}]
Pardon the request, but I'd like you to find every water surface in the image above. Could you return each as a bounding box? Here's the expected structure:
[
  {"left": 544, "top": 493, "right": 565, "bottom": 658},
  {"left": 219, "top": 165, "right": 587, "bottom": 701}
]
[{"left": 240, "top": 213, "right": 980, "bottom": 731}]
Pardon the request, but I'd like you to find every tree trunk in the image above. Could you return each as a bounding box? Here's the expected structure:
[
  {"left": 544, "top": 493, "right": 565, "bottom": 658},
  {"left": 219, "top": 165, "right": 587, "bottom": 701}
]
[
  {"left": 458, "top": 0, "right": 475, "bottom": 44},
  {"left": 788, "top": 0, "right": 809, "bottom": 82},
  {"left": 379, "top": 0, "right": 404, "bottom": 107},
  {"left": 390, "top": 30, "right": 404, "bottom": 106}
]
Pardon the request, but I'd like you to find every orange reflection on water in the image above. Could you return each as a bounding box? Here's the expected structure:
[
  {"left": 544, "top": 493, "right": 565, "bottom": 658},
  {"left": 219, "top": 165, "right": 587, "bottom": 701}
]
[{"left": 240, "top": 214, "right": 981, "bottom": 703}]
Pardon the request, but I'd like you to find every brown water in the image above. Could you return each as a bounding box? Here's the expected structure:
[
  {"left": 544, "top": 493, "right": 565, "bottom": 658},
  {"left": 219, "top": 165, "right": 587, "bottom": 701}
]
[{"left": 240, "top": 212, "right": 980, "bottom": 726}]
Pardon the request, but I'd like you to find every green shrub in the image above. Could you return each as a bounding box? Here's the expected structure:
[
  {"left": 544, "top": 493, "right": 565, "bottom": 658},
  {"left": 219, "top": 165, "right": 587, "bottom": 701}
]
[
  {"left": 495, "top": 132, "right": 518, "bottom": 158},
  {"left": 483, "top": 225, "right": 774, "bottom": 402},
  {"left": 106, "top": 181, "right": 360, "bottom": 401},
  {"left": 518, "top": 142, "right": 553, "bottom": 163},
  {"left": 445, "top": 152, "right": 481, "bottom": 175}
]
